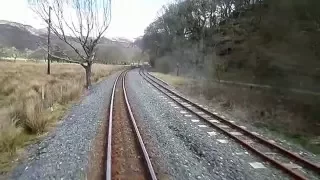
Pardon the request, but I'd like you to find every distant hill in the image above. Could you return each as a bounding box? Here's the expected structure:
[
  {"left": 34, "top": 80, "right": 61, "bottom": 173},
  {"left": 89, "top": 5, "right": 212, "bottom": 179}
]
[
  {"left": 0, "top": 20, "right": 46, "bottom": 36},
  {"left": 0, "top": 20, "right": 141, "bottom": 63},
  {"left": 0, "top": 20, "right": 46, "bottom": 50}
]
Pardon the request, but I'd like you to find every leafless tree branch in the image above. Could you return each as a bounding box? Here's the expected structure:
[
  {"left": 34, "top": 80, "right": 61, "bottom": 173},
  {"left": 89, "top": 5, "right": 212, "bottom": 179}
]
[{"left": 29, "top": 0, "right": 112, "bottom": 87}]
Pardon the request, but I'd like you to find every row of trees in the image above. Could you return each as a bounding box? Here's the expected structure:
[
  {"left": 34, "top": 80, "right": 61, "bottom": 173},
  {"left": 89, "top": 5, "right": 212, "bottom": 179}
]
[
  {"left": 140, "top": 0, "right": 320, "bottom": 71},
  {"left": 0, "top": 46, "right": 20, "bottom": 58},
  {"left": 140, "top": 0, "right": 262, "bottom": 67},
  {"left": 26, "top": 44, "right": 131, "bottom": 64}
]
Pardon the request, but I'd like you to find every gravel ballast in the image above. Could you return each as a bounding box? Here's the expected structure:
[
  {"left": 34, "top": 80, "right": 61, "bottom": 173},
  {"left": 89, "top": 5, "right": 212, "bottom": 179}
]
[
  {"left": 126, "top": 69, "right": 290, "bottom": 180},
  {"left": 11, "top": 72, "right": 121, "bottom": 180}
]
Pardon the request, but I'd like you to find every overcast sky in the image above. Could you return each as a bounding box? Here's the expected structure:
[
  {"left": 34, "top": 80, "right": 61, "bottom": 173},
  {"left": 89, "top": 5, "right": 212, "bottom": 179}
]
[{"left": 0, "top": 0, "right": 173, "bottom": 40}]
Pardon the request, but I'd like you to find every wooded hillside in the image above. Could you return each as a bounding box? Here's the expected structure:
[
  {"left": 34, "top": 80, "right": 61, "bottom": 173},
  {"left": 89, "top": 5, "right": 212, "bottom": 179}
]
[{"left": 139, "top": 0, "right": 320, "bottom": 90}]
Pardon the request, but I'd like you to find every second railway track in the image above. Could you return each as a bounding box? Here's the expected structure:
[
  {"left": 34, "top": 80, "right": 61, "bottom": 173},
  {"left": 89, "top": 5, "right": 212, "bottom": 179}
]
[
  {"left": 139, "top": 69, "right": 320, "bottom": 180},
  {"left": 105, "top": 70, "right": 157, "bottom": 180}
]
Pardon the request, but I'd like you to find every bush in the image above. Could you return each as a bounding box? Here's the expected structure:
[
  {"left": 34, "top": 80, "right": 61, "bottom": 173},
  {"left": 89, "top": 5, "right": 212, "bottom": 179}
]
[
  {"left": 155, "top": 56, "right": 174, "bottom": 74},
  {"left": 0, "top": 109, "right": 22, "bottom": 154}
]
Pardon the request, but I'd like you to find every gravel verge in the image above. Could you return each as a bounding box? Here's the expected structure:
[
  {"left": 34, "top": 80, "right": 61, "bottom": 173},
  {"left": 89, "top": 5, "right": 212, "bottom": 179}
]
[
  {"left": 126, "top": 69, "right": 290, "bottom": 180},
  {"left": 10, "top": 72, "right": 121, "bottom": 180},
  {"left": 150, "top": 72, "right": 320, "bottom": 167}
]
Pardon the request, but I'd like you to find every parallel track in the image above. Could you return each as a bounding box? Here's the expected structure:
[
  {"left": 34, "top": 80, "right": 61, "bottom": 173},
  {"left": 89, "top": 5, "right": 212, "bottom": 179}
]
[
  {"left": 105, "top": 70, "right": 157, "bottom": 180},
  {"left": 140, "top": 69, "right": 320, "bottom": 180}
]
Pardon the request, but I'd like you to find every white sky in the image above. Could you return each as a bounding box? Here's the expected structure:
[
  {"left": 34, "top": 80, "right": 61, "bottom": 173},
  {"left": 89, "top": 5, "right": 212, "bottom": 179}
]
[{"left": 0, "top": 0, "right": 173, "bottom": 40}]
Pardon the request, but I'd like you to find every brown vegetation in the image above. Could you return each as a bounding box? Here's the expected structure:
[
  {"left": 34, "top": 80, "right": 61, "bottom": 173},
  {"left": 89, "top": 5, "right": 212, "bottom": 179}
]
[
  {"left": 0, "top": 61, "right": 125, "bottom": 173},
  {"left": 152, "top": 72, "right": 320, "bottom": 154},
  {"left": 141, "top": 0, "right": 320, "bottom": 155}
]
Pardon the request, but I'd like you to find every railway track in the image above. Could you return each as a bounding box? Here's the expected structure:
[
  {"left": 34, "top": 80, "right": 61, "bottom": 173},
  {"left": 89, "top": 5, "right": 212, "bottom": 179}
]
[
  {"left": 105, "top": 70, "right": 157, "bottom": 180},
  {"left": 139, "top": 69, "right": 320, "bottom": 180}
]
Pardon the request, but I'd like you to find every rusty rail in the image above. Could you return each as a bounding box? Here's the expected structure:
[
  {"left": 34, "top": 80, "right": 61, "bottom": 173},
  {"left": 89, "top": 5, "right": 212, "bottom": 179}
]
[
  {"left": 122, "top": 71, "right": 158, "bottom": 180},
  {"left": 105, "top": 71, "right": 124, "bottom": 180},
  {"left": 140, "top": 69, "right": 320, "bottom": 180},
  {"left": 106, "top": 70, "right": 157, "bottom": 180}
]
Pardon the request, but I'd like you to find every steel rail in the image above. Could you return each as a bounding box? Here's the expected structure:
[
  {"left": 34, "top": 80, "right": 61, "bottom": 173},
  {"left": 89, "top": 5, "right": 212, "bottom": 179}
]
[
  {"left": 106, "top": 70, "right": 157, "bottom": 180},
  {"left": 140, "top": 69, "right": 319, "bottom": 180},
  {"left": 145, "top": 70, "right": 320, "bottom": 173},
  {"left": 106, "top": 71, "right": 125, "bottom": 180},
  {"left": 123, "top": 71, "right": 158, "bottom": 180}
]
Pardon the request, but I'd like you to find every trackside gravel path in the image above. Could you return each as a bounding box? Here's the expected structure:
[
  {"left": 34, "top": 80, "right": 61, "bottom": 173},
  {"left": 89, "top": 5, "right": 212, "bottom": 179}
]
[
  {"left": 126, "top": 69, "right": 289, "bottom": 180},
  {"left": 10, "top": 69, "right": 295, "bottom": 180},
  {"left": 11, "top": 72, "right": 120, "bottom": 180}
]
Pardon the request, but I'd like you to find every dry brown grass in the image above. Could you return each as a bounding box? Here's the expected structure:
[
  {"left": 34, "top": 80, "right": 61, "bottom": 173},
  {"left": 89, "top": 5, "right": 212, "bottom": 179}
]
[
  {"left": 152, "top": 72, "right": 320, "bottom": 154},
  {"left": 0, "top": 61, "right": 125, "bottom": 173}
]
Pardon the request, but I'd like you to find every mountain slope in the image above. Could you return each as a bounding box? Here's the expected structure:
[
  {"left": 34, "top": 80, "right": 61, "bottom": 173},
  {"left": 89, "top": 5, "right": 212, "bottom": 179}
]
[
  {"left": 0, "top": 20, "right": 141, "bottom": 63},
  {"left": 0, "top": 21, "right": 46, "bottom": 50}
]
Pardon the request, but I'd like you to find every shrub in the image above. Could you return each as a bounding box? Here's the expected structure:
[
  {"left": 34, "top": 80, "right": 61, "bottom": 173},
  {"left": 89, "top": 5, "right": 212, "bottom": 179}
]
[{"left": 155, "top": 56, "right": 174, "bottom": 74}]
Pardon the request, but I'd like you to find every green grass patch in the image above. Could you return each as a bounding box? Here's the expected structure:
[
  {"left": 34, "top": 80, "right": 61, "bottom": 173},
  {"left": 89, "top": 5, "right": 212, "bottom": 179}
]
[
  {"left": 0, "top": 130, "right": 38, "bottom": 173},
  {"left": 151, "top": 72, "right": 188, "bottom": 87},
  {"left": 253, "top": 121, "right": 320, "bottom": 154}
]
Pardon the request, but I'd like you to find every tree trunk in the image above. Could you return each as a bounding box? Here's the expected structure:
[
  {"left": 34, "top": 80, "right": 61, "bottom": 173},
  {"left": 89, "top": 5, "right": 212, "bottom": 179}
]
[
  {"left": 176, "top": 63, "right": 180, "bottom": 76},
  {"left": 85, "top": 63, "right": 92, "bottom": 88}
]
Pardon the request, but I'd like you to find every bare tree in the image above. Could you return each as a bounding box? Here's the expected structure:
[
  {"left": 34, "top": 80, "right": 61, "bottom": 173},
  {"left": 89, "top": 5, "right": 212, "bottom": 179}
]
[{"left": 28, "top": 0, "right": 112, "bottom": 88}]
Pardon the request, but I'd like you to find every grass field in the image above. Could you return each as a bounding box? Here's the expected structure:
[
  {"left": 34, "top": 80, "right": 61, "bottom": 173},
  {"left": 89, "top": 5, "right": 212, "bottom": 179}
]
[{"left": 0, "top": 61, "right": 125, "bottom": 173}]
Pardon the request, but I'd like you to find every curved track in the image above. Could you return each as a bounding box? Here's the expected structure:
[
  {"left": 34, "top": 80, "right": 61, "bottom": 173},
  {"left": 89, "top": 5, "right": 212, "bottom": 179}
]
[
  {"left": 105, "top": 70, "right": 157, "bottom": 180},
  {"left": 140, "top": 69, "right": 320, "bottom": 180}
]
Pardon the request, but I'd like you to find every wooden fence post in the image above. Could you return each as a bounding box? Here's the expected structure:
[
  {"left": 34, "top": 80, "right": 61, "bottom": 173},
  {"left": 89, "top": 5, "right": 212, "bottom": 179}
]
[{"left": 41, "top": 85, "right": 45, "bottom": 100}]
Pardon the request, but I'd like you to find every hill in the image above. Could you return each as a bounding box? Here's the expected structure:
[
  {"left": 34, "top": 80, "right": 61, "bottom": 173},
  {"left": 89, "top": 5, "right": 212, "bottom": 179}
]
[
  {"left": 140, "top": 0, "right": 320, "bottom": 154},
  {"left": 213, "top": 5, "right": 320, "bottom": 91},
  {"left": 0, "top": 20, "right": 46, "bottom": 50},
  {"left": 140, "top": 0, "right": 320, "bottom": 91},
  {"left": 0, "top": 20, "right": 140, "bottom": 64}
]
